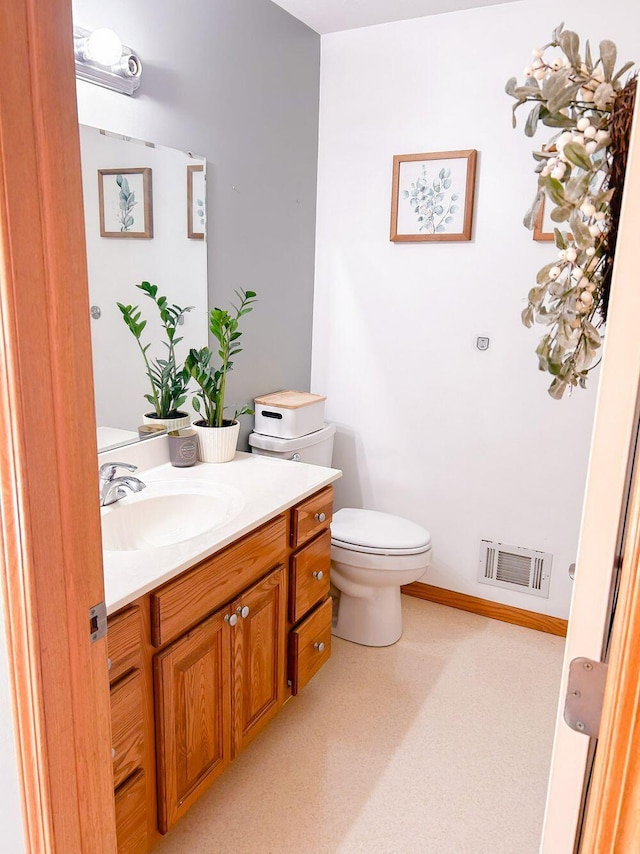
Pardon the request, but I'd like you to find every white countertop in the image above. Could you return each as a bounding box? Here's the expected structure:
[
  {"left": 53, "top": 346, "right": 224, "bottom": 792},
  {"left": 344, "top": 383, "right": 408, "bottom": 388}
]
[{"left": 102, "top": 451, "right": 342, "bottom": 615}]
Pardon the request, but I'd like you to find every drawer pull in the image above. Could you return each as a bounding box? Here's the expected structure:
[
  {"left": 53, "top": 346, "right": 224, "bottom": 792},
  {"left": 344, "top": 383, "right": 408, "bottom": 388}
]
[
  {"left": 111, "top": 747, "right": 116, "bottom": 759},
  {"left": 237, "top": 605, "right": 250, "bottom": 619},
  {"left": 225, "top": 613, "right": 238, "bottom": 627},
  {"left": 312, "top": 570, "right": 324, "bottom": 581},
  {"left": 314, "top": 641, "right": 325, "bottom": 653},
  {"left": 107, "top": 657, "right": 112, "bottom": 671},
  {"left": 314, "top": 512, "right": 326, "bottom": 523}
]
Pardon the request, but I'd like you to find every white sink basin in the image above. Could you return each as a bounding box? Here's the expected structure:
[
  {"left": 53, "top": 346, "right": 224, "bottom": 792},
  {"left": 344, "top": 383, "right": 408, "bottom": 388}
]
[{"left": 101, "top": 480, "right": 245, "bottom": 551}]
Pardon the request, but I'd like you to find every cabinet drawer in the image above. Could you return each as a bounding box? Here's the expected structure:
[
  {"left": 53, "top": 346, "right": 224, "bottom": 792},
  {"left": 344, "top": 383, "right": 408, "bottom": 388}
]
[
  {"left": 151, "top": 514, "right": 287, "bottom": 647},
  {"left": 111, "top": 670, "right": 145, "bottom": 790},
  {"left": 115, "top": 769, "right": 148, "bottom": 854},
  {"left": 289, "top": 530, "right": 331, "bottom": 624},
  {"left": 290, "top": 487, "right": 333, "bottom": 549},
  {"left": 288, "top": 597, "right": 332, "bottom": 695},
  {"left": 108, "top": 607, "right": 142, "bottom": 684}
]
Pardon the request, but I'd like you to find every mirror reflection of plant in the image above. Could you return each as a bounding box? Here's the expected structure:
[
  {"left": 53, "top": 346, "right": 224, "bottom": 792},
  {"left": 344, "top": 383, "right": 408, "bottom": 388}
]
[
  {"left": 401, "top": 166, "right": 459, "bottom": 234},
  {"left": 116, "top": 174, "right": 136, "bottom": 232},
  {"left": 507, "top": 23, "right": 636, "bottom": 398},
  {"left": 185, "top": 288, "right": 257, "bottom": 428},
  {"left": 117, "top": 281, "right": 194, "bottom": 418}
]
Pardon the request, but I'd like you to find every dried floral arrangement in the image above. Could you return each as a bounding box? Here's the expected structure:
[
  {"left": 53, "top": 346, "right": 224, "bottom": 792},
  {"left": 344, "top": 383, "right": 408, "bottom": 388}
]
[{"left": 507, "top": 23, "right": 637, "bottom": 399}]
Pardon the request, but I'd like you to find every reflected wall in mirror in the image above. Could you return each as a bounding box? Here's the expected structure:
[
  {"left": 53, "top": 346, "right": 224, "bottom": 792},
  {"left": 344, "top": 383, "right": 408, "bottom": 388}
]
[{"left": 79, "top": 125, "right": 208, "bottom": 452}]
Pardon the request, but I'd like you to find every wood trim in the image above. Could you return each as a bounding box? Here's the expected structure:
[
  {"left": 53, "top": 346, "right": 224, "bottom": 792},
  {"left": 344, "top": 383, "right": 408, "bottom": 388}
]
[
  {"left": 580, "top": 460, "right": 640, "bottom": 851},
  {"left": 0, "top": 1, "right": 116, "bottom": 851},
  {"left": 402, "top": 583, "right": 568, "bottom": 637}
]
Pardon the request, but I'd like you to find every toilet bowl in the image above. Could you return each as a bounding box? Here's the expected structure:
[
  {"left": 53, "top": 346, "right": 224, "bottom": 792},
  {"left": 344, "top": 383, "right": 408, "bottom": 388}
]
[
  {"left": 248, "top": 421, "right": 432, "bottom": 647},
  {"left": 331, "top": 508, "right": 431, "bottom": 646}
]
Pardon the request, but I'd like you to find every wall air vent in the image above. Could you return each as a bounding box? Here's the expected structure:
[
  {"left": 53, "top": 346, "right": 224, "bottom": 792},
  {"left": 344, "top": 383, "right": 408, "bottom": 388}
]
[{"left": 478, "top": 540, "right": 552, "bottom": 598}]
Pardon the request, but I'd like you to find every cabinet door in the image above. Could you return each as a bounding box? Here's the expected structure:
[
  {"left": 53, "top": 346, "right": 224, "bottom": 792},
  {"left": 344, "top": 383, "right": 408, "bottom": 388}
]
[
  {"left": 231, "top": 564, "right": 287, "bottom": 756},
  {"left": 154, "top": 608, "right": 232, "bottom": 833}
]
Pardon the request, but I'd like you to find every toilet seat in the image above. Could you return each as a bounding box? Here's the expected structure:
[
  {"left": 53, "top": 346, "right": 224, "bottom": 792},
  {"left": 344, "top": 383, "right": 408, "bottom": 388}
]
[{"left": 331, "top": 508, "right": 431, "bottom": 557}]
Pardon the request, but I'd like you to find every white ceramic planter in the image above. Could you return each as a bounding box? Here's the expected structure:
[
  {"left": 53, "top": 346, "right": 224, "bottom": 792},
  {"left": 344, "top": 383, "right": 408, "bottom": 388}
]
[
  {"left": 143, "top": 412, "right": 191, "bottom": 432},
  {"left": 193, "top": 420, "right": 240, "bottom": 463}
]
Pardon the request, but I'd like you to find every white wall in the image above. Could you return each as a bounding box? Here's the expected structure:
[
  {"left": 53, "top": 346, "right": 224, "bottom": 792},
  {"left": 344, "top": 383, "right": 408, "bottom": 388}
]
[
  {"left": 312, "top": 0, "right": 640, "bottom": 618},
  {"left": 79, "top": 126, "right": 208, "bottom": 434}
]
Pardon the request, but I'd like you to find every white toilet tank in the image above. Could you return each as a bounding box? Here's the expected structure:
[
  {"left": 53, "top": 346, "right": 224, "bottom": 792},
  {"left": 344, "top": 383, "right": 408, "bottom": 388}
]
[{"left": 248, "top": 424, "right": 335, "bottom": 466}]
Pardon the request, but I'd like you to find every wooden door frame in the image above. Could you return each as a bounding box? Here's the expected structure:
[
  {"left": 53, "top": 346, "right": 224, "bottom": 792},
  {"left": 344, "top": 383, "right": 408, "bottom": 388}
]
[
  {"left": 579, "top": 96, "right": 640, "bottom": 852},
  {"left": 0, "top": 1, "right": 116, "bottom": 851},
  {"left": 581, "top": 451, "right": 640, "bottom": 850},
  {"left": 0, "top": 1, "right": 639, "bottom": 852}
]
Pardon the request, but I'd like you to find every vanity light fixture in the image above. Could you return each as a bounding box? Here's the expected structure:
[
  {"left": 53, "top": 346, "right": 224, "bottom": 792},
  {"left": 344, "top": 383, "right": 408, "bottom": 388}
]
[{"left": 73, "top": 26, "right": 142, "bottom": 96}]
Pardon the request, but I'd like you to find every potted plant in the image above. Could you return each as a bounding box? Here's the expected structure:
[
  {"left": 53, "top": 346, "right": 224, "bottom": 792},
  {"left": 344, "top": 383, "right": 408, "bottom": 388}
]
[
  {"left": 185, "top": 288, "right": 257, "bottom": 462},
  {"left": 117, "top": 281, "right": 194, "bottom": 431}
]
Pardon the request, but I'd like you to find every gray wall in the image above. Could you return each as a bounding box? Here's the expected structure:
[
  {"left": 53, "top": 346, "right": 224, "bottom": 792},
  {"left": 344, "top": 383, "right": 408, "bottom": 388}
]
[{"left": 74, "top": 0, "right": 321, "bottom": 445}]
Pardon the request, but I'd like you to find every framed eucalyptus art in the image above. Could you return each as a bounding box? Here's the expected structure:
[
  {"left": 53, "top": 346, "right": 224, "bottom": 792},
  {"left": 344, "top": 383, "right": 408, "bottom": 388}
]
[
  {"left": 390, "top": 149, "right": 477, "bottom": 242},
  {"left": 98, "top": 167, "right": 153, "bottom": 238},
  {"left": 187, "top": 164, "right": 206, "bottom": 239},
  {"left": 533, "top": 196, "right": 555, "bottom": 242}
]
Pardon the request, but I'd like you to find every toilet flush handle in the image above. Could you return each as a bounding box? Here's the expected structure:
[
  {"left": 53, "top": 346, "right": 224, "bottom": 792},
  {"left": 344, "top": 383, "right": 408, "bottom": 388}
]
[{"left": 289, "top": 453, "right": 301, "bottom": 462}]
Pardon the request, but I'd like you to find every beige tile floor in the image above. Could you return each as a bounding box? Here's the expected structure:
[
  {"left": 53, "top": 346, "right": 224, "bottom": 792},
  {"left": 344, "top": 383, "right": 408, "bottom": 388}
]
[{"left": 153, "top": 596, "right": 564, "bottom": 854}]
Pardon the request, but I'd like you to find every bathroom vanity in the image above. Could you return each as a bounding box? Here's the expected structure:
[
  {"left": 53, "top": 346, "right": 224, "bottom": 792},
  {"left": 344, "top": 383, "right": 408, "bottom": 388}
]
[{"left": 101, "top": 452, "right": 339, "bottom": 852}]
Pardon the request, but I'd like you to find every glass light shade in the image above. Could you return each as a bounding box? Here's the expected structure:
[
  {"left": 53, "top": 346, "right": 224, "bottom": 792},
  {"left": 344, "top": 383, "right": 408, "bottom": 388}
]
[{"left": 85, "top": 28, "right": 123, "bottom": 66}]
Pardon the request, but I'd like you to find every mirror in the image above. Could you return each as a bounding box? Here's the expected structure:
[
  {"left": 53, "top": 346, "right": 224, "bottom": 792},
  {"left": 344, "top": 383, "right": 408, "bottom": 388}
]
[{"left": 79, "top": 125, "right": 208, "bottom": 452}]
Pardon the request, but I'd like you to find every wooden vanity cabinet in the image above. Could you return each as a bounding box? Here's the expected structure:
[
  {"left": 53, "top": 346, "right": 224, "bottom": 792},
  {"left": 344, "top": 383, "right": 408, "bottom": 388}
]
[
  {"left": 115, "top": 771, "right": 148, "bottom": 854},
  {"left": 287, "top": 488, "right": 334, "bottom": 696},
  {"left": 107, "top": 606, "right": 152, "bottom": 854},
  {"left": 107, "top": 485, "right": 335, "bottom": 851},
  {"left": 154, "top": 564, "right": 287, "bottom": 832},
  {"left": 154, "top": 606, "right": 232, "bottom": 832},
  {"left": 231, "top": 564, "right": 287, "bottom": 755}
]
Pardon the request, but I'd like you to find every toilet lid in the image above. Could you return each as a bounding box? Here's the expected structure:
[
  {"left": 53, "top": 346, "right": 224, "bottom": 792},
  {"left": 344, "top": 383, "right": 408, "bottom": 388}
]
[{"left": 331, "top": 508, "right": 431, "bottom": 556}]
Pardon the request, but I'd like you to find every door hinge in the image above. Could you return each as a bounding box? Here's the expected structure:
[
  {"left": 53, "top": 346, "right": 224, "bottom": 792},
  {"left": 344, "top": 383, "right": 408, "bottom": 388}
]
[
  {"left": 89, "top": 602, "right": 107, "bottom": 643},
  {"left": 564, "top": 657, "right": 609, "bottom": 737}
]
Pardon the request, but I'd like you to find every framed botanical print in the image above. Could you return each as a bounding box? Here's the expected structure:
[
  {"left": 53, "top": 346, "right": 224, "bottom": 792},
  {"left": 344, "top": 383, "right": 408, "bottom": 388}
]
[
  {"left": 187, "top": 164, "right": 206, "bottom": 239},
  {"left": 97, "top": 167, "right": 153, "bottom": 238},
  {"left": 390, "top": 150, "right": 477, "bottom": 242}
]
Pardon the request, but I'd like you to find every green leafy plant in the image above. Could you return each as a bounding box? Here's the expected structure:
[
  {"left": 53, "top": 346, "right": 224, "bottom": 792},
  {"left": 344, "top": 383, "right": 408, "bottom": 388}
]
[
  {"left": 185, "top": 289, "right": 257, "bottom": 427},
  {"left": 507, "top": 23, "right": 636, "bottom": 398},
  {"left": 117, "top": 281, "right": 194, "bottom": 418}
]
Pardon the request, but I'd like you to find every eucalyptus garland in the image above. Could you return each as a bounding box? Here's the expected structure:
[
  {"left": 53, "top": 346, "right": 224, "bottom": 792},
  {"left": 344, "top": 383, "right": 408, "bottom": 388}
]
[{"left": 507, "top": 23, "right": 636, "bottom": 399}]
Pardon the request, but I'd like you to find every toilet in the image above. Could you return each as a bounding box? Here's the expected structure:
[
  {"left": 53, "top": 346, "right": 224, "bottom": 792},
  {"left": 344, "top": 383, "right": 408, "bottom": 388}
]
[{"left": 248, "top": 423, "right": 432, "bottom": 647}]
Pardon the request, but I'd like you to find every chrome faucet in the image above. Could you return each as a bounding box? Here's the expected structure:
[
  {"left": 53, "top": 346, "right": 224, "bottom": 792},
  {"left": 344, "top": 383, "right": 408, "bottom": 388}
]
[{"left": 99, "top": 462, "right": 147, "bottom": 507}]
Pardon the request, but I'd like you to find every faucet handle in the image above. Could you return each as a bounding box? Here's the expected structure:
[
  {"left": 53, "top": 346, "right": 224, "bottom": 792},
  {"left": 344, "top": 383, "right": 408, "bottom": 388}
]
[{"left": 99, "top": 461, "right": 138, "bottom": 483}]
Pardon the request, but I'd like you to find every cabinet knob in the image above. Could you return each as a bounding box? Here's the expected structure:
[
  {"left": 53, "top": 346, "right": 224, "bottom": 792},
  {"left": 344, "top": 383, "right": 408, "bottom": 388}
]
[
  {"left": 107, "top": 657, "right": 112, "bottom": 672},
  {"left": 314, "top": 641, "right": 325, "bottom": 653},
  {"left": 315, "top": 512, "right": 326, "bottom": 523},
  {"left": 225, "top": 613, "right": 238, "bottom": 627},
  {"left": 237, "top": 605, "right": 250, "bottom": 619},
  {"left": 313, "top": 570, "right": 324, "bottom": 581},
  {"left": 111, "top": 747, "right": 116, "bottom": 760}
]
